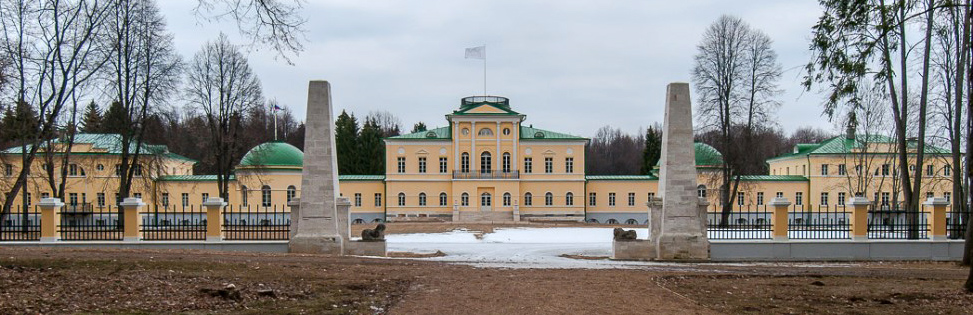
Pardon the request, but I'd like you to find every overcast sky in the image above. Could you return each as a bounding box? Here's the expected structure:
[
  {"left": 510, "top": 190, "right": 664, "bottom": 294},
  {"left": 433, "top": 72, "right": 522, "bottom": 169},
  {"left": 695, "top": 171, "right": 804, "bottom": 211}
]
[{"left": 158, "top": 0, "right": 836, "bottom": 138}]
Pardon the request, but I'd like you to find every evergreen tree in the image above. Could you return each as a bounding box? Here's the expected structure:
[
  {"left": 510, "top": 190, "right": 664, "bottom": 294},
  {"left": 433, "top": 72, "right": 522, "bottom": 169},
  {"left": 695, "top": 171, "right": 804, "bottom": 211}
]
[
  {"left": 641, "top": 125, "right": 662, "bottom": 175},
  {"left": 101, "top": 101, "right": 129, "bottom": 134},
  {"left": 334, "top": 110, "right": 360, "bottom": 174},
  {"left": 358, "top": 117, "right": 385, "bottom": 175},
  {"left": 411, "top": 122, "right": 427, "bottom": 133},
  {"left": 80, "top": 101, "right": 102, "bottom": 133}
]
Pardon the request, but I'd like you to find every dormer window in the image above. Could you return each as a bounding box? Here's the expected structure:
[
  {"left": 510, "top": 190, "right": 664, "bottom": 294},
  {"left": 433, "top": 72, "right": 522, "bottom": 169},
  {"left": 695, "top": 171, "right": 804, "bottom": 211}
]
[
  {"left": 793, "top": 146, "right": 799, "bottom": 154},
  {"left": 478, "top": 128, "right": 493, "bottom": 136}
]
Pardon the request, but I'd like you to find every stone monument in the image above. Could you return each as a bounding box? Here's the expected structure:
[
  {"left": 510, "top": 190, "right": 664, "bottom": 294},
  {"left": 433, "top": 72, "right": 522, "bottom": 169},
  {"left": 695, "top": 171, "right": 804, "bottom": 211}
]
[
  {"left": 655, "top": 82, "right": 709, "bottom": 260},
  {"left": 289, "top": 81, "right": 344, "bottom": 254}
]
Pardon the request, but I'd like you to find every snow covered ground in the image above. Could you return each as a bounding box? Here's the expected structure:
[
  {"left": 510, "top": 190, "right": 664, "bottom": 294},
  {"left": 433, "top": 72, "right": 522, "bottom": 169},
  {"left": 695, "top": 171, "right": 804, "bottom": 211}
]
[{"left": 382, "top": 227, "right": 855, "bottom": 269}]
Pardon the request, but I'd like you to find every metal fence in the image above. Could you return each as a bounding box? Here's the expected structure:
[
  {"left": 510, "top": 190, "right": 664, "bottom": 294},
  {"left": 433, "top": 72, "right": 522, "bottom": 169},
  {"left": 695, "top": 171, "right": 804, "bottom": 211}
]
[
  {"left": 222, "top": 204, "right": 290, "bottom": 240},
  {"left": 788, "top": 204, "right": 851, "bottom": 239},
  {"left": 867, "top": 203, "right": 929, "bottom": 239},
  {"left": 59, "top": 205, "right": 123, "bottom": 241},
  {"left": 706, "top": 205, "right": 772, "bottom": 240},
  {"left": 140, "top": 205, "right": 207, "bottom": 241},
  {"left": 0, "top": 205, "right": 40, "bottom": 241},
  {"left": 947, "top": 204, "right": 970, "bottom": 239}
]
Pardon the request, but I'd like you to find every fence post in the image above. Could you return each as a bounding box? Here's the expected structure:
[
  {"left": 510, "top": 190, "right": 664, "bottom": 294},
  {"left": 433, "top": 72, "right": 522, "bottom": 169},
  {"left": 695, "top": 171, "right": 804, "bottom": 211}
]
[
  {"left": 119, "top": 197, "right": 145, "bottom": 242},
  {"left": 848, "top": 196, "right": 871, "bottom": 241},
  {"left": 336, "top": 197, "right": 351, "bottom": 241},
  {"left": 202, "top": 197, "right": 227, "bottom": 242},
  {"left": 769, "top": 197, "right": 791, "bottom": 241},
  {"left": 38, "top": 198, "right": 64, "bottom": 242},
  {"left": 288, "top": 197, "right": 301, "bottom": 240},
  {"left": 923, "top": 197, "right": 949, "bottom": 241}
]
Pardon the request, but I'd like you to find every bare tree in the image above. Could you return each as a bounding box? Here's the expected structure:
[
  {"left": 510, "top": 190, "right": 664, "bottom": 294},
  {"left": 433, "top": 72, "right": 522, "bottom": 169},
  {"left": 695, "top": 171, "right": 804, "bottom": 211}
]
[
  {"left": 185, "top": 33, "right": 262, "bottom": 198},
  {"left": 106, "top": 0, "right": 182, "bottom": 210},
  {"left": 366, "top": 110, "right": 402, "bottom": 137},
  {"left": 0, "top": 0, "right": 113, "bottom": 216},
  {"left": 692, "top": 15, "right": 782, "bottom": 225},
  {"left": 193, "top": 0, "right": 306, "bottom": 63}
]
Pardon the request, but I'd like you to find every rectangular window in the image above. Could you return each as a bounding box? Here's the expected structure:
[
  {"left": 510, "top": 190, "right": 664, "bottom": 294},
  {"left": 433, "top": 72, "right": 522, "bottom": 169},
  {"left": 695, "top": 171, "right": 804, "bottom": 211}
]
[
  {"left": 628, "top": 192, "right": 635, "bottom": 206},
  {"left": 881, "top": 192, "right": 890, "bottom": 206},
  {"left": 374, "top": 193, "right": 382, "bottom": 207},
  {"left": 776, "top": 192, "right": 783, "bottom": 199},
  {"left": 926, "top": 192, "right": 934, "bottom": 199},
  {"left": 115, "top": 164, "right": 122, "bottom": 176},
  {"left": 439, "top": 157, "right": 448, "bottom": 173},
  {"left": 418, "top": 157, "right": 426, "bottom": 173},
  {"left": 524, "top": 158, "right": 532, "bottom": 173},
  {"left": 544, "top": 157, "right": 553, "bottom": 173},
  {"left": 882, "top": 164, "right": 890, "bottom": 176},
  {"left": 855, "top": 164, "right": 862, "bottom": 174},
  {"left": 181, "top": 193, "right": 189, "bottom": 207},
  {"left": 565, "top": 158, "right": 574, "bottom": 173},
  {"left": 26, "top": 193, "right": 32, "bottom": 206},
  {"left": 838, "top": 164, "right": 846, "bottom": 176},
  {"left": 133, "top": 193, "right": 142, "bottom": 200},
  {"left": 133, "top": 165, "right": 142, "bottom": 176},
  {"left": 162, "top": 193, "right": 169, "bottom": 207},
  {"left": 821, "top": 164, "right": 828, "bottom": 176},
  {"left": 944, "top": 192, "right": 951, "bottom": 203},
  {"left": 838, "top": 192, "right": 846, "bottom": 206},
  {"left": 97, "top": 193, "right": 105, "bottom": 207},
  {"left": 795, "top": 192, "right": 803, "bottom": 206},
  {"left": 202, "top": 193, "right": 209, "bottom": 203},
  {"left": 737, "top": 192, "right": 745, "bottom": 206},
  {"left": 397, "top": 157, "right": 406, "bottom": 173},
  {"left": 608, "top": 193, "right": 616, "bottom": 207},
  {"left": 647, "top": 193, "right": 655, "bottom": 202},
  {"left": 756, "top": 192, "right": 764, "bottom": 205},
  {"left": 820, "top": 192, "right": 829, "bottom": 206},
  {"left": 3, "top": 164, "right": 11, "bottom": 176},
  {"left": 42, "top": 192, "right": 50, "bottom": 199},
  {"left": 927, "top": 164, "right": 935, "bottom": 176},
  {"left": 354, "top": 193, "right": 362, "bottom": 207},
  {"left": 69, "top": 193, "right": 78, "bottom": 205},
  {"left": 944, "top": 165, "right": 952, "bottom": 176},
  {"left": 589, "top": 193, "right": 596, "bottom": 206}
]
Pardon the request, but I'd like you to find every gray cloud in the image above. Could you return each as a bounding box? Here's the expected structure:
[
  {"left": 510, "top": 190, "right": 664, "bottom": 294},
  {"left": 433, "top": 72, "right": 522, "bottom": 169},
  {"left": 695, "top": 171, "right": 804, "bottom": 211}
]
[{"left": 159, "top": 0, "right": 835, "bottom": 138}]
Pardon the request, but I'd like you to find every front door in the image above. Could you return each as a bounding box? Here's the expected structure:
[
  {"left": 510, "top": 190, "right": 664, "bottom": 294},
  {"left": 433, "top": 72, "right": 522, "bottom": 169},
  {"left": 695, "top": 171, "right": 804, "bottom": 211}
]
[{"left": 480, "top": 192, "right": 492, "bottom": 212}]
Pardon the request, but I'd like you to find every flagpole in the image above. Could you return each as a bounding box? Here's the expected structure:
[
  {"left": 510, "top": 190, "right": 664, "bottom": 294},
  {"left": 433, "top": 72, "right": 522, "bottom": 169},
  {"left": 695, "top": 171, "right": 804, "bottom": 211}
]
[{"left": 273, "top": 107, "right": 279, "bottom": 141}]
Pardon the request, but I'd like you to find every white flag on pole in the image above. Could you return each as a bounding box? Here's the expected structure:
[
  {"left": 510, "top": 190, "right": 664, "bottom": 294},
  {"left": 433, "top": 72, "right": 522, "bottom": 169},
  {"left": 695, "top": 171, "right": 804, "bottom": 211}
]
[{"left": 465, "top": 46, "right": 485, "bottom": 60}]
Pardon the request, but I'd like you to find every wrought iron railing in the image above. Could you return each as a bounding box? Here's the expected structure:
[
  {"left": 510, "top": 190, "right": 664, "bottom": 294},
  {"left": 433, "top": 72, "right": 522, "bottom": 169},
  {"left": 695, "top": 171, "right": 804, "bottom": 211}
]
[
  {"left": 222, "top": 205, "right": 290, "bottom": 240},
  {"left": 452, "top": 170, "right": 520, "bottom": 179},
  {"left": 0, "top": 205, "right": 40, "bottom": 241},
  {"left": 140, "top": 205, "right": 207, "bottom": 241},
  {"left": 706, "top": 205, "right": 772, "bottom": 240}
]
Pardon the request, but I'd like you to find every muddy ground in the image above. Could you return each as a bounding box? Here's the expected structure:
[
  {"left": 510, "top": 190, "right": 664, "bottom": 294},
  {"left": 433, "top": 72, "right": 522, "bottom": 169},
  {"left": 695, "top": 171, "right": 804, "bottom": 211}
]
[{"left": 0, "top": 246, "right": 971, "bottom": 314}]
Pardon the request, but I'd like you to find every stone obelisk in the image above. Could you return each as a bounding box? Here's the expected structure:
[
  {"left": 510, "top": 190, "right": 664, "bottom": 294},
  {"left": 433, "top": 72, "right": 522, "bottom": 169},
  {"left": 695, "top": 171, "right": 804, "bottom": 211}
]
[
  {"left": 656, "top": 82, "right": 709, "bottom": 260},
  {"left": 289, "top": 81, "right": 343, "bottom": 254}
]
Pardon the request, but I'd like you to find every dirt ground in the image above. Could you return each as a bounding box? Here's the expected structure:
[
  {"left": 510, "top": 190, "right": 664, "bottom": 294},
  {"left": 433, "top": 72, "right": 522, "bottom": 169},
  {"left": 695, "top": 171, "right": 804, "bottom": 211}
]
[{"left": 1, "top": 246, "right": 972, "bottom": 314}]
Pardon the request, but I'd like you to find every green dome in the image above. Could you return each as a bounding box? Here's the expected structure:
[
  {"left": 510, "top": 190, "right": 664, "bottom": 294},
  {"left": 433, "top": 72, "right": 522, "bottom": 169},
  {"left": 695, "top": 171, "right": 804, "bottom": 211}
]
[{"left": 238, "top": 141, "right": 304, "bottom": 169}]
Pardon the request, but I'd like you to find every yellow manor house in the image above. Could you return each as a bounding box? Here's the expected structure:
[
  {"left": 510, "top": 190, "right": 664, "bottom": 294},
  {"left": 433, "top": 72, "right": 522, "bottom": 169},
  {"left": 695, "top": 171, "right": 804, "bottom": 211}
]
[{"left": 0, "top": 96, "right": 957, "bottom": 226}]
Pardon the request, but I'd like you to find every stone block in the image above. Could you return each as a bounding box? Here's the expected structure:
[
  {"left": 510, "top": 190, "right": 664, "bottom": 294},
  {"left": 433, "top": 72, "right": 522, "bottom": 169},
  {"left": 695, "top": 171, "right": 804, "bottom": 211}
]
[
  {"left": 612, "top": 239, "right": 655, "bottom": 260},
  {"left": 344, "top": 240, "right": 387, "bottom": 256},
  {"left": 289, "top": 235, "right": 343, "bottom": 255}
]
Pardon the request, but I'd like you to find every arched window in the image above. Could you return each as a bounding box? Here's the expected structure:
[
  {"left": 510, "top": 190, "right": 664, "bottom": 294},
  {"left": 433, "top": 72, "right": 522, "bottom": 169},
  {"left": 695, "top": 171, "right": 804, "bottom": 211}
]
[
  {"left": 440, "top": 192, "right": 448, "bottom": 206},
  {"left": 480, "top": 152, "right": 492, "bottom": 173},
  {"left": 625, "top": 219, "right": 638, "bottom": 225},
  {"left": 565, "top": 192, "right": 574, "bottom": 206},
  {"left": 503, "top": 192, "right": 511, "bottom": 206},
  {"left": 607, "top": 219, "right": 619, "bottom": 224},
  {"left": 398, "top": 192, "right": 406, "bottom": 206},
  {"left": 461, "top": 192, "right": 469, "bottom": 206},
  {"left": 461, "top": 153, "right": 470, "bottom": 173},
  {"left": 545, "top": 192, "right": 553, "bottom": 206},
  {"left": 286, "top": 185, "right": 296, "bottom": 203},
  {"left": 478, "top": 128, "right": 493, "bottom": 136},
  {"left": 261, "top": 185, "right": 271, "bottom": 207},
  {"left": 697, "top": 185, "right": 707, "bottom": 198},
  {"left": 419, "top": 193, "right": 427, "bottom": 206},
  {"left": 502, "top": 152, "right": 511, "bottom": 173},
  {"left": 241, "top": 186, "right": 249, "bottom": 206},
  {"left": 481, "top": 192, "right": 491, "bottom": 206},
  {"left": 524, "top": 192, "right": 533, "bottom": 206}
]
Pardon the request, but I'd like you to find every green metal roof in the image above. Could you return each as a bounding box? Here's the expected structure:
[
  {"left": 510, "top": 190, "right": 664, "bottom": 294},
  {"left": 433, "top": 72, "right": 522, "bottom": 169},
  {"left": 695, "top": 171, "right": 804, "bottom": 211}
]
[
  {"left": 653, "top": 143, "right": 724, "bottom": 169},
  {"left": 338, "top": 175, "right": 385, "bottom": 181},
  {"left": 766, "top": 135, "right": 951, "bottom": 163},
  {"left": 520, "top": 126, "right": 587, "bottom": 140},
  {"left": 1, "top": 133, "right": 197, "bottom": 163},
  {"left": 450, "top": 96, "right": 522, "bottom": 116},
  {"left": 586, "top": 175, "right": 658, "bottom": 181},
  {"left": 386, "top": 126, "right": 451, "bottom": 140},
  {"left": 238, "top": 141, "right": 304, "bottom": 169},
  {"left": 738, "top": 175, "right": 809, "bottom": 181},
  {"left": 158, "top": 175, "right": 236, "bottom": 182}
]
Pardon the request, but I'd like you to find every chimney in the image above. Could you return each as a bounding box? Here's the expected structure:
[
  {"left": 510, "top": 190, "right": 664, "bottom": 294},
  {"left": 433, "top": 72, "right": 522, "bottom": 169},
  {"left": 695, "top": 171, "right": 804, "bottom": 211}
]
[{"left": 845, "top": 112, "right": 857, "bottom": 140}]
